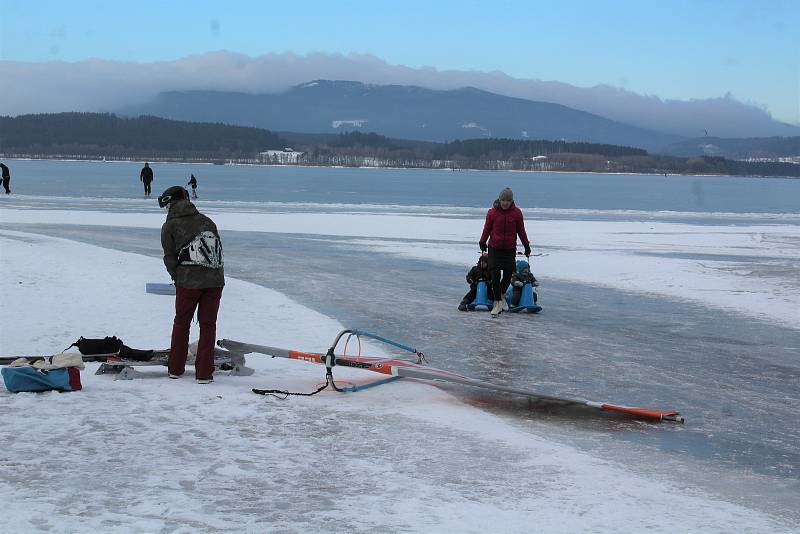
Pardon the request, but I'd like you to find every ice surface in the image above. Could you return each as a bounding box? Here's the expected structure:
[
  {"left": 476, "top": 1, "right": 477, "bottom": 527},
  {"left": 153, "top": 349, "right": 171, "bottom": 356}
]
[
  {"left": 2, "top": 201, "right": 798, "bottom": 328},
  {"left": 0, "top": 230, "right": 796, "bottom": 532}
]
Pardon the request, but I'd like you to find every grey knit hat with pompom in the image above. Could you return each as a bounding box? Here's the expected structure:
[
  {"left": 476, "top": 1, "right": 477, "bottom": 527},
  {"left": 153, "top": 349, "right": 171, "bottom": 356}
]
[{"left": 498, "top": 187, "right": 514, "bottom": 201}]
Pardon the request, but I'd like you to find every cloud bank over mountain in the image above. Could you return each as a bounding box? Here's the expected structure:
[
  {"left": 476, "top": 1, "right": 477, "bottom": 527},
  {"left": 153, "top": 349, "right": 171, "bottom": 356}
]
[{"left": 1, "top": 52, "right": 797, "bottom": 138}]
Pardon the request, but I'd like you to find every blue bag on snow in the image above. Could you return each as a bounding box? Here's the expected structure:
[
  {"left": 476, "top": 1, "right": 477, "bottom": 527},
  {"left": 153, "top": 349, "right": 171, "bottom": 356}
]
[{"left": 2, "top": 366, "right": 82, "bottom": 393}]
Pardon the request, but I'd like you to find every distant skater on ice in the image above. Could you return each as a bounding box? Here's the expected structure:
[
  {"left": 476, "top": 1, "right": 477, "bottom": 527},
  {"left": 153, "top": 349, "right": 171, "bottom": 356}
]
[
  {"left": 140, "top": 162, "right": 154, "bottom": 197},
  {"left": 187, "top": 173, "right": 198, "bottom": 198},
  {"left": 1, "top": 162, "right": 11, "bottom": 194}
]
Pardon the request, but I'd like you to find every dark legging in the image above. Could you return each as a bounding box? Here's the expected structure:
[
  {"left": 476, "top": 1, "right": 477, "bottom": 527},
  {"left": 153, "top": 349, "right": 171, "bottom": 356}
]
[
  {"left": 169, "top": 285, "right": 223, "bottom": 380},
  {"left": 488, "top": 246, "right": 515, "bottom": 300}
]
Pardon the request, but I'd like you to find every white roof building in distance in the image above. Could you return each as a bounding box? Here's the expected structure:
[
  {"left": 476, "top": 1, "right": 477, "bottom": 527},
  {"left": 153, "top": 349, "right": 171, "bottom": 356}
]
[{"left": 260, "top": 148, "right": 305, "bottom": 164}]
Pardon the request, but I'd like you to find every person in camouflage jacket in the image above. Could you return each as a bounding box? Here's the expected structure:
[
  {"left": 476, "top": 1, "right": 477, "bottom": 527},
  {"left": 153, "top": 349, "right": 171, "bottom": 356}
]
[{"left": 159, "top": 186, "right": 224, "bottom": 383}]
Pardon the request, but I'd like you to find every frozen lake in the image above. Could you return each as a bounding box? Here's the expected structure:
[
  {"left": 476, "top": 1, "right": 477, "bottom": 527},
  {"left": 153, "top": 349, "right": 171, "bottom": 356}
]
[
  {"left": 6, "top": 158, "right": 800, "bottom": 213},
  {"left": 2, "top": 160, "right": 799, "bottom": 526}
]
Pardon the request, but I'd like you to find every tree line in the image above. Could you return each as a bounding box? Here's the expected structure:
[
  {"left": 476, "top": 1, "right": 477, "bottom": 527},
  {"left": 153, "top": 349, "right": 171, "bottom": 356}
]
[
  {"left": 0, "top": 112, "right": 289, "bottom": 159},
  {"left": 1, "top": 113, "right": 797, "bottom": 177},
  {"left": 301, "top": 133, "right": 799, "bottom": 176}
]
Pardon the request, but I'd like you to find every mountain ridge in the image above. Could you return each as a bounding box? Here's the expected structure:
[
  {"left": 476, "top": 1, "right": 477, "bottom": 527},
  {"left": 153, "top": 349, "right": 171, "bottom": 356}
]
[
  {"left": 121, "top": 80, "right": 682, "bottom": 151},
  {"left": 5, "top": 52, "right": 797, "bottom": 138}
]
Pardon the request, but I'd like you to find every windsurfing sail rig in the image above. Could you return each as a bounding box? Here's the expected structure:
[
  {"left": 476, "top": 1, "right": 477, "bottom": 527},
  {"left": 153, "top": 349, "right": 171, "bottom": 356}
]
[{"left": 219, "top": 329, "right": 684, "bottom": 423}]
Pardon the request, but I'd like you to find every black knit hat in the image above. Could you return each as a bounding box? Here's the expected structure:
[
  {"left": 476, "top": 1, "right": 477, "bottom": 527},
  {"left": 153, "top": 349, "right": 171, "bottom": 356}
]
[{"left": 158, "top": 186, "right": 189, "bottom": 208}]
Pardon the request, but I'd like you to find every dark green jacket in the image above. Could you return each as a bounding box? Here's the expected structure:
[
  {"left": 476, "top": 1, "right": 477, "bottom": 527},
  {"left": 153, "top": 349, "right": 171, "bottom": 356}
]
[{"left": 161, "top": 199, "right": 225, "bottom": 288}]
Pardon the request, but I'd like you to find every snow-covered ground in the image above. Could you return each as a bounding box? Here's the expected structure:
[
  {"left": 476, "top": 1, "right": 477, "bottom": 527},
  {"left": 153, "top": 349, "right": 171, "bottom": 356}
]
[{"left": 0, "top": 226, "right": 796, "bottom": 532}]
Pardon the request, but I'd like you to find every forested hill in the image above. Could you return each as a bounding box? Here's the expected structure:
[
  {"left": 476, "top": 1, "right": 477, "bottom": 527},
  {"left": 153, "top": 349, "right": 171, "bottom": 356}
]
[
  {"left": 0, "top": 113, "right": 289, "bottom": 158},
  {"left": 0, "top": 114, "right": 648, "bottom": 160},
  {"left": 123, "top": 81, "right": 681, "bottom": 151},
  {"left": 282, "top": 132, "right": 647, "bottom": 158},
  {"left": 662, "top": 136, "right": 800, "bottom": 159},
  {"left": 432, "top": 138, "right": 648, "bottom": 159},
  {"left": 2, "top": 114, "right": 797, "bottom": 176}
]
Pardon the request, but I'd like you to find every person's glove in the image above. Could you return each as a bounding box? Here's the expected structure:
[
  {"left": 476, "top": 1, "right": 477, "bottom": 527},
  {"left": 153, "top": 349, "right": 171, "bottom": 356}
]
[
  {"left": 524, "top": 244, "right": 531, "bottom": 257},
  {"left": 479, "top": 242, "right": 487, "bottom": 252},
  {"left": 513, "top": 281, "right": 523, "bottom": 287}
]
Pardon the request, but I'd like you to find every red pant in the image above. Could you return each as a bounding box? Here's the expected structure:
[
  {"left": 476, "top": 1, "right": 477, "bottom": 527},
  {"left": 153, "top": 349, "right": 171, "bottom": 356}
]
[{"left": 169, "top": 285, "right": 223, "bottom": 380}]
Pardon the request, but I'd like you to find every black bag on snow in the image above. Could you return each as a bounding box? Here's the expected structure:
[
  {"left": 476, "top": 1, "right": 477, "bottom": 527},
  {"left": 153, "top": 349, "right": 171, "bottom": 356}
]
[
  {"left": 67, "top": 336, "right": 124, "bottom": 355},
  {"left": 117, "top": 345, "right": 156, "bottom": 361}
]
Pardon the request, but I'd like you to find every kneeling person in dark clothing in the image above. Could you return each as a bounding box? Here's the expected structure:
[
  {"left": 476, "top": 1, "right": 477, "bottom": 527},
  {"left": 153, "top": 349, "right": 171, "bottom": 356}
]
[
  {"left": 458, "top": 254, "right": 494, "bottom": 311},
  {"left": 159, "top": 186, "right": 225, "bottom": 384}
]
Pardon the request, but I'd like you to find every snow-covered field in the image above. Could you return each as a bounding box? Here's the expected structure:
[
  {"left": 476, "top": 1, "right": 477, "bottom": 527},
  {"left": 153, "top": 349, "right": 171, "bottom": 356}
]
[{"left": 1, "top": 216, "right": 797, "bottom": 532}]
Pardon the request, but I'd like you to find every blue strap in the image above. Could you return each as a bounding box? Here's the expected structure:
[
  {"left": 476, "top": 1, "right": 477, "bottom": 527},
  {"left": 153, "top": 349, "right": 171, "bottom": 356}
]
[
  {"left": 350, "top": 330, "right": 418, "bottom": 354},
  {"left": 341, "top": 376, "right": 402, "bottom": 392}
]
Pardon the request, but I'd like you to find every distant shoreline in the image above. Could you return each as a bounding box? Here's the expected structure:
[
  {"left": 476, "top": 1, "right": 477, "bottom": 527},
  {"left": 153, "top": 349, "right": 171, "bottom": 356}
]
[{"left": 4, "top": 155, "right": 799, "bottom": 180}]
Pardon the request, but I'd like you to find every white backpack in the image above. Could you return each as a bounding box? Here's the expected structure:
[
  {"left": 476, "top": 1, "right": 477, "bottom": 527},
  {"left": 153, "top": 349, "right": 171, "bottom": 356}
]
[{"left": 178, "top": 231, "right": 224, "bottom": 269}]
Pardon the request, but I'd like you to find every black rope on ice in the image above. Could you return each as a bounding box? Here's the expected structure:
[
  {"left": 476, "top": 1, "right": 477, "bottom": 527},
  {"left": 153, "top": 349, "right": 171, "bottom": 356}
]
[{"left": 252, "top": 369, "right": 343, "bottom": 399}]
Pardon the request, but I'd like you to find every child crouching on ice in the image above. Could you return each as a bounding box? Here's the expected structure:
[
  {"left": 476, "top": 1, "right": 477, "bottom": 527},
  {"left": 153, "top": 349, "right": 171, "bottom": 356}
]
[
  {"left": 458, "top": 254, "right": 494, "bottom": 311},
  {"left": 510, "top": 259, "right": 539, "bottom": 306}
]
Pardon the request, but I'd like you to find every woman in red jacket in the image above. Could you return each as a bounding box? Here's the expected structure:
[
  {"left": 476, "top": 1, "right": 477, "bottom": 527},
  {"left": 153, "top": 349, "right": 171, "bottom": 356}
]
[{"left": 479, "top": 187, "right": 531, "bottom": 317}]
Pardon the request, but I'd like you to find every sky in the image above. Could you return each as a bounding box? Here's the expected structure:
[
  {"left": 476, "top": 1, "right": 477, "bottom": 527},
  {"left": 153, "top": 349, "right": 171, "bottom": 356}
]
[{"left": 0, "top": 0, "right": 798, "bottom": 124}]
